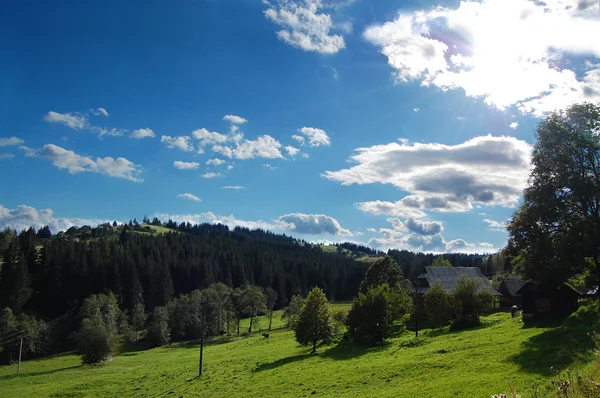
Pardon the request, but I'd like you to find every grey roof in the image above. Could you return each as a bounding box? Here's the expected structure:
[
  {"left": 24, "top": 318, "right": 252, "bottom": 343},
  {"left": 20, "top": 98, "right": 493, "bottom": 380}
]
[
  {"left": 499, "top": 276, "right": 526, "bottom": 297},
  {"left": 418, "top": 266, "right": 502, "bottom": 296}
]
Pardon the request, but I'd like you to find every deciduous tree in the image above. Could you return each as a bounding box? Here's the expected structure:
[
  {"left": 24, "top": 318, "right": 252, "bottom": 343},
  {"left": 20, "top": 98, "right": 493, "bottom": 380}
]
[{"left": 294, "top": 287, "right": 333, "bottom": 353}]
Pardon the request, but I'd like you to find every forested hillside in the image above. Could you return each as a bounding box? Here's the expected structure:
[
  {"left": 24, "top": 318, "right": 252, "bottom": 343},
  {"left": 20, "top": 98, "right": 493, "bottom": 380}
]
[{"left": 0, "top": 222, "right": 369, "bottom": 320}]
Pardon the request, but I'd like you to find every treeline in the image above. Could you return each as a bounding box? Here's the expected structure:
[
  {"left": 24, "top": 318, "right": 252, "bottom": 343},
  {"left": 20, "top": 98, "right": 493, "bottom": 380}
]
[
  {"left": 387, "top": 250, "right": 511, "bottom": 280},
  {"left": 0, "top": 222, "right": 368, "bottom": 320}
]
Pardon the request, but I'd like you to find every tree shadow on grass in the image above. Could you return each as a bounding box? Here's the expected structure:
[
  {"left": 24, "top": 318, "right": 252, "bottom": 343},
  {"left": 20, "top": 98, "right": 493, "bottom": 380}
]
[
  {"left": 0, "top": 364, "right": 81, "bottom": 381},
  {"left": 509, "top": 322, "right": 596, "bottom": 376},
  {"left": 321, "top": 340, "right": 389, "bottom": 361},
  {"left": 253, "top": 352, "right": 313, "bottom": 372}
]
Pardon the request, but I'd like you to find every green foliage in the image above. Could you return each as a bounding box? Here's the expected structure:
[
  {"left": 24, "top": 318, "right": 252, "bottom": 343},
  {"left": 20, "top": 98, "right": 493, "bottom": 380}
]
[
  {"left": 281, "top": 295, "right": 304, "bottom": 329},
  {"left": 147, "top": 306, "right": 170, "bottom": 347},
  {"left": 431, "top": 257, "right": 451, "bottom": 267},
  {"left": 346, "top": 284, "right": 413, "bottom": 343},
  {"left": 359, "top": 256, "right": 404, "bottom": 294},
  {"left": 131, "top": 302, "right": 147, "bottom": 343},
  {"left": 423, "top": 283, "right": 451, "bottom": 328},
  {"left": 200, "top": 283, "right": 233, "bottom": 335},
  {"left": 76, "top": 293, "right": 121, "bottom": 364},
  {"left": 449, "top": 276, "right": 494, "bottom": 327},
  {"left": 507, "top": 102, "right": 600, "bottom": 286},
  {"left": 0, "top": 242, "right": 32, "bottom": 313},
  {"left": 294, "top": 287, "right": 333, "bottom": 352},
  {"left": 264, "top": 286, "right": 278, "bottom": 331}
]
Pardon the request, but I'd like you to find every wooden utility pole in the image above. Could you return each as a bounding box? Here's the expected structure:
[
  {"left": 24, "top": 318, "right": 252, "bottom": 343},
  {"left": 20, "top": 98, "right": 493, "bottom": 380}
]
[
  {"left": 414, "top": 279, "right": 419, "bottom": 338},
  {"left": 199, "top": 310, "right": 204, "bottom": 377},
  {"left": 18, "top": 335, "right": 23, "bottom": 375}
]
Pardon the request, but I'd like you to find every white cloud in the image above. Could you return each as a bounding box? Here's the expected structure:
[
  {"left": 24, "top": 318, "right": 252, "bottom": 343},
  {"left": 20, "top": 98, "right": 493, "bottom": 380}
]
[
  {"left": 0, "top": 204, "right": 113, "bottom": 234},
  {"left": 19, "top": 146, "right": 37, "bottom": 157},
  {"left": 39, "top": 144, "right": 142, "bottom": 182},
  {"left": 405, "top": 217, "right": 443, "bottom": 235},
  {"left": 44, "top": 111, "right": 89, "bottom": 130},
  {"left": 178, "top": 193, "right": 201, "bottom": 202},
  {"left": 227, "top": 164, "right": 234, "bottom": 170},
  {"left": 301, "top": 152, "right": 310, "bottom": 158},
  {"left": 192, "top": 128, "right": 228, "bottom": 146},
  {"left": 509, "top": 122, "right": 519, "bottom": 130},
  {"left": 367, "top": 227, "right": 377, "bottom": 232},
  {"left": 413, "top": 107, "right": 420, "bottom": 112},
  {"left": 292, "top": 135, "right": 305, "bottom": 145},
  {"left": 325, "top": 135, "right": 533, "bottom": 215},
  {"left": 264, "top": 163, "right": 278, "bottom": 170},
  {"left": 223, "top": 115, "right": 248, "bottom": 125},
  {"left": 174, "top": 161, "right": 200, "bottom": 170},
  {"left": 214, "top": 135, "right": 284, "bottom": 160},
  {"left": 0, "top": 153, "right": 14, "bottom": 160},
  {"left": 483, "top": 218, "right": 508, "bottom": 232},
  {"left": 206, "top": 158, "right": 226, "bottom": 166},
  {"left": 0, "top": 137, "right": 24, "bottom": 147},
  {"left": 222, "top": 185, "right": 244, "bottom": 190},
  {"left": 161, "top": 135, "right": 194, "bottom": 152},
  {"left": 94, "top": 127, "right": 126, "bottom": 138},
  {"left": 298, "top": 127, "right": 331, "bottom": 147},
  {"left": 285, "top": 145, "right": 301, "bottom": 157},
  {"left": 131, "top": 128, "right": 155, "bottom": 139},
  {"left": 264, "top": 0, "right": 346, "bottom": 54},
  {"left": 276, "top": 213, "right": 353, "bottom": 236},
  {"left": 202, "top": 172, "right": 223, "bottom": 179},
  {"left": 91, "top": 108, "right": 109, "bottom": 117},
  {"left": 156, "top": 211, "right": 276, "bottom": 232},
  {"left": 364, "top": 0, "right": 600, "bottom": 115}
]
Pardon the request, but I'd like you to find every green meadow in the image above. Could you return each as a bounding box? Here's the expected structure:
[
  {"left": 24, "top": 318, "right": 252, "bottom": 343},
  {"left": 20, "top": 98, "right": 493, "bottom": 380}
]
[{"left": 0, "top": 303, "right": 597, "bottom": 398}]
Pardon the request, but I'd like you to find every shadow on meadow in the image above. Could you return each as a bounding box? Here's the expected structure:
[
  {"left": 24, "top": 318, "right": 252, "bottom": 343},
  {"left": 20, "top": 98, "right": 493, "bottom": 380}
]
[
  {"left": 509, "top": 304, "right": 600, "bottom": 376},
  {"left": 0, "top": 364, "right": 81, "bottom": 382}
]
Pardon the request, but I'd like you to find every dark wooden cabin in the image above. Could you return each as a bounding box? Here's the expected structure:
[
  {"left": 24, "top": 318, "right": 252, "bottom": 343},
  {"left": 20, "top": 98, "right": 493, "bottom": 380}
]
[
  {"left": 516, "top": 282, "right": 581, "bottom": 319},
  {"left": 498, "top": 276, "right": 526, "bottom": 307}
]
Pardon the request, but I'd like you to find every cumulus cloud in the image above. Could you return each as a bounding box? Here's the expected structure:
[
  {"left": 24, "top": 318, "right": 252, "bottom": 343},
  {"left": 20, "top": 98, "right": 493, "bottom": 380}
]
[
  {"left": 161, "top": 135, "right": 194, "bottom": 152},
  {"left": 509, "top": 122, "right": 519, "bottom": 130},
  {"left": 130, "top": 128, "right": 155, "bottom": 139},
  {"left": 364, "top": 0, "right": 600, "bottom": 115},
  {"left": 223, "top": 115, "right": 248, "bottom": 125},
  {"left": 206, "top": 158, "right": 226, "bottom": 166},
  {"left": 292, "top": 135, "right": 305, "bottom": 145},
  {"left": 483, "top": 218, "right": 508, "bottom": 232},
  {"left": 222, "top": 185, "right": 244, "bottom": 190},
  {"left": 44, "top": 111, "right": 89, "bottom": 130},
  {"left": 297, "top": 127, "right": 331, "bottom": 147},
  {"left": 405, "top": 217, "right": 443, "bottom": 235},
  {"left": 285, "top": 145, "right": 301, "bottom": 157},
  {"left": 192, "top": 128, "right": 228, "bottom": 146},
  {"left": 0, "top": 204, "right": 114, "bottom": 233},
  {"left": 39, "top": 144, "right": 142, "bottom": 182},
  {"left": 276, "top": 213, "right": 352, "bottom": 236},
  {"left": 264, "top": 0, "right": 346, "bottom": 54},
  {"left": 213, "top": 135, "right": 284, "bottom": 160},
  {"left": 178, "top": 193, "right": 201, "bottom": 202},
  {"left": 202, "top": 172, "right": 223, "bottom": 179},
  {"left": 155, "top": 211, "right": 277, "bottom": 232},
  {"left": 326, "top": 135, "right": 532, "bottom": 215},
  {"left": 0, "top": 137, "right": 24, "bottom": 147},
  {"left": 173, "top": 161, "right": 200, "bottom": 170}
]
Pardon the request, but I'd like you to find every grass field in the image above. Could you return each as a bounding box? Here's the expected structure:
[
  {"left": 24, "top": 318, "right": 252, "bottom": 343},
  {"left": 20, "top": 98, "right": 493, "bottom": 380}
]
[{"left": 0, "top": 304, "right": 597, "bottom": 398}]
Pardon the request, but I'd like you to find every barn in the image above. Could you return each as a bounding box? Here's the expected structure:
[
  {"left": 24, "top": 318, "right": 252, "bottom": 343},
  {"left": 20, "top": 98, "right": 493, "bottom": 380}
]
[{"left": 516, "top": 282, "right": 581, "bottom": 319}]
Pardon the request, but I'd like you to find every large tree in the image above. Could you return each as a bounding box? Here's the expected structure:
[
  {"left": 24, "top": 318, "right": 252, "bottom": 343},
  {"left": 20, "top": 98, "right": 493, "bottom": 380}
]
[
  {"left": 507, "top": 102, "right": 600, "bottom": 285},
  {"left": 359, "top": 256, "right": 404, "bottom": 293},
  {"left": 294, "top": 287, "right": 333, "bottom": 353}
]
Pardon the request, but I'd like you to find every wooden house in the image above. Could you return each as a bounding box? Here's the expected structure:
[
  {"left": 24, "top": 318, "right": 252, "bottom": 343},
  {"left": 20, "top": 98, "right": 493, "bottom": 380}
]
[
  {"left": 516, "top": 282, "right": 581, "bottom": 319},
  {"left": 498, "top": 276, "right": 526, "bottom": 307}
]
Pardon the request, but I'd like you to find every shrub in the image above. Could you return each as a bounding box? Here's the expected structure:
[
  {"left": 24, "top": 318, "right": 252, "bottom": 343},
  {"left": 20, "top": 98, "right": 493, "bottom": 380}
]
[
  {"left": 450, "top": 316, "right": 481, "bottom": 331},
  {"left": 450, "top": 276, "right": 494, "bottom": 321}
]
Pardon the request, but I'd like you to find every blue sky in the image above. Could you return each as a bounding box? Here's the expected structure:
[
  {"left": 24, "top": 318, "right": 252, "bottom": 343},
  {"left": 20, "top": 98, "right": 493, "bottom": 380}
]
[{"left": 1, "top": 0, "right": 599, "bottom": 253}]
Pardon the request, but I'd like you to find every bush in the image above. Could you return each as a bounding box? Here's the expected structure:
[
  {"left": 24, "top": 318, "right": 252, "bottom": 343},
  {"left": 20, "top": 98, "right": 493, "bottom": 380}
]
[
  {"left": 450, "top": 316, "right": 481, "bottom": 331},
  {"left": 281, "top": 295, "right": 304, "bottom": 329},
  {"left": 450, "top": 276, "right": 494, "bottom": 320},
  {"left": 423, "top": 283, "right": 451, "bottom": 328},
  {"left": 346, "top": 284, "right": 413, "bottom": 343}
]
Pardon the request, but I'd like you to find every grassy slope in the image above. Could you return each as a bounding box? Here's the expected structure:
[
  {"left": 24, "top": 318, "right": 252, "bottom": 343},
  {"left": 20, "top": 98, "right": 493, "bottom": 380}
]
[{"left": 0, "top": 307, "right": 594, "bottom": 398}]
